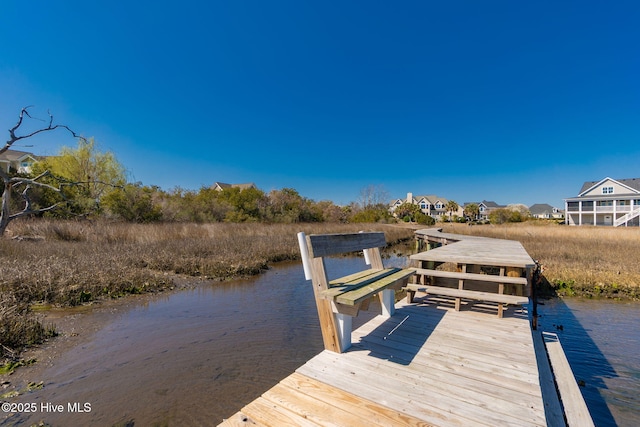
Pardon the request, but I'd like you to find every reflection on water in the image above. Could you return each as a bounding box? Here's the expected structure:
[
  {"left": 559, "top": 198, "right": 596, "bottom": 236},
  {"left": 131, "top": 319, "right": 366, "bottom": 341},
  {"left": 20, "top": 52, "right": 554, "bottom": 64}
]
[
  {"left": 5, "top": 255, "right": 639, "bottom": 426},
  {"left": 538, "top": 298, "right": 640, "bottom": 427},
  {"left": 5, "top": 257, "right": 382, "bottom": 426}
]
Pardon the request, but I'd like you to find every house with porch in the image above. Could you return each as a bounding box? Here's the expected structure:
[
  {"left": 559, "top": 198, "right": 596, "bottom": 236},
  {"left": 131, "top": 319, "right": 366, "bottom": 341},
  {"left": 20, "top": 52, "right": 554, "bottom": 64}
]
[
  {"left": 462, "top": 200, "right": 506, "bottom": 221},
  {"left": 390, "top": 192, "right": 463, "bottom": 221},
  {"left": 565, "top": 177, "right": 640, "bottom": 226},
  {"left": 0, "top": 149, "right": 38, "bottom": 174},
  {"left": 529, "top": 203, "right": 564, "bottom": 220}
]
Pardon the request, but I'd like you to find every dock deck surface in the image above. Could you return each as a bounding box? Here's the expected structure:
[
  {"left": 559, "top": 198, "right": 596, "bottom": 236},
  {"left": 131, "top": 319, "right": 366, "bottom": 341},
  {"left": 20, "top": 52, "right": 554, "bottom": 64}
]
[{"left": 219, "top": 298, "right": 555, "bottom": 426}]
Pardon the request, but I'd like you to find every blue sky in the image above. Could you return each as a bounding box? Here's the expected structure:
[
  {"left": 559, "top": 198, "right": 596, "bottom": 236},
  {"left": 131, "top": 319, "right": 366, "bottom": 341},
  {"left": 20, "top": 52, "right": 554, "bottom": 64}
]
[{"left": 1, "top": 1, "right": 638, "bottom": 208}]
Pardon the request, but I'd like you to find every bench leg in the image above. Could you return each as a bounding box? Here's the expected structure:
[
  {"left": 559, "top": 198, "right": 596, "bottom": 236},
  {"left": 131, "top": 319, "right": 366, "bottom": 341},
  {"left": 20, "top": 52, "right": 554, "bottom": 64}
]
[
  {"left": 380, "top": 289, "right": 395, "bottom": 317},
  {"left": 497, "top": 303, "right": 504, "bottom": 318},
  {"left": 335, "top": 313, "right": 353, "bottom": 352},
  {"left": 406, "top": 289, "right": 416, "bottom": 303}
]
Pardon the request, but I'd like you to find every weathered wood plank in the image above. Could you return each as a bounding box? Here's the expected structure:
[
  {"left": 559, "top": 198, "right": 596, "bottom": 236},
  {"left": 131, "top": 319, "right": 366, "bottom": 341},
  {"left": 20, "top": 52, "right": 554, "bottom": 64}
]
[
  {"left": 240, "top": 396, "right": 321, "bottom": 426},
  {"left": 322, "top": 268, "right": 399, "bottom": 298},
  {"left": 412, "top": 229, "right": 536, "bottom": 269},
  {"left": 217, "top": 414, "right": 263, "bottom": 426},
  {"left": 532, "top": 331, "right": 567, "bottom": 427},
  {"left": 275, "top": 373, "right": 433, "bottom": 427},
  {"left": 544, "top": 332, "right": 595, "bottom": 427},
  {"left": 412, "top": 268, "right": 528, "bottom": 285},
  {"left": 404, "top": 284, "right": 530, "bottom": 305},
  {"left": 299, "top": 351, "right": 544, "bottom": 427},
  {"left": 306, "top": 349, "right": 546, "bottom": 426},
  {"left": 307, "top": 232, "right": 386, "bottom": 258},
  {"left": 334, "top": 269, "right": 414, "bottom": 306},
  {"left": 352, "top": 323, "right": 540, "bottom": 378}
]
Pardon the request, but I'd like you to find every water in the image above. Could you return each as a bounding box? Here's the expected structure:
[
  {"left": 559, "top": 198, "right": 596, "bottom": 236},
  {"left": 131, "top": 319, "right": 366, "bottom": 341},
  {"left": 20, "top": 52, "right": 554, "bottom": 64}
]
[
  {"left": 2, "top": 257, "right": 377, "bottom": 426},
  {"left": 538, "top": 298, "right": 640, "bottom": 427},
  {"left": 3, "top": 256, "right": 638, "bottom": 426}
]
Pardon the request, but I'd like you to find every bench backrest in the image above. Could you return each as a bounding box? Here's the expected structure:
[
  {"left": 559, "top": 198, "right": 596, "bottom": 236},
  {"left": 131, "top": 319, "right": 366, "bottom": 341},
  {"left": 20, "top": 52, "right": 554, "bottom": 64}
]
[
  {"left": 307, "top": 232, "right": 386, "bottom": 258},
  {"left": 298, "top": 232, "right": 387, "bottom": 285}
]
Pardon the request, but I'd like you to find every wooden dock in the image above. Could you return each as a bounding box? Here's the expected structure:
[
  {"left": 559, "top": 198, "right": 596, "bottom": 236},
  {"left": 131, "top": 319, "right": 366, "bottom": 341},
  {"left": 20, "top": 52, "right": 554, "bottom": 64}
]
[
  {"left": 220, "top": 300, "right": 563, "bottom": 426},
  {"left": 219, "top": 230, "right": 593, "bottom": 426}
]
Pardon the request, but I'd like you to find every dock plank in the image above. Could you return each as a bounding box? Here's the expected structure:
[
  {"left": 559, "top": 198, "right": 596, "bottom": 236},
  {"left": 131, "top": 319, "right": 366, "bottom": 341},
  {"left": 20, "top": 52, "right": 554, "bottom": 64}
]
[{"left": 277, "top": 373, "right": 432, "bottom": 427}]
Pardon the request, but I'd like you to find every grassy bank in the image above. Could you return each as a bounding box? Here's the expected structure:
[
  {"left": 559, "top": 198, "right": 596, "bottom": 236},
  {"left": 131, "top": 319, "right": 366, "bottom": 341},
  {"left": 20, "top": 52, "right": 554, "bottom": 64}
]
[{"left": 1, "top": 220, "right": 414, "bottom": 358}]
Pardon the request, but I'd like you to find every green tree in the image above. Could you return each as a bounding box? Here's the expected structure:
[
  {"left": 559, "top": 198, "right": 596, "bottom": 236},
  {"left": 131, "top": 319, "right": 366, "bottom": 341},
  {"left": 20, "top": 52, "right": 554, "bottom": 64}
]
[
  {"left": 102, "top": 183, "right": 162, "bottom": 222},
  {"left": 390, "top": 202, "right": 434, "bottom": 224},
  {"left": 489, "top": 207, "right": 526, "bottom": 224},
  {"left": 1, "top": 107, "right": 84, "bottom": 236},
  {"left": 217, "top": 186, "right": 267, "bottom": 222},
  {"left": 445, "top": 200, "right": 459, "bottom": 223},
  {"left": 34, "top": 138, "right": 125, "bottom": 217},
  {"left": 314, "top": 200, "right": 347, "bottom": 223},
  {"left": 350, "top": 203, "right": 393, "bottom": 223},
  {"left": 463, "top": 203, "right": 480, "bottom": 221}
]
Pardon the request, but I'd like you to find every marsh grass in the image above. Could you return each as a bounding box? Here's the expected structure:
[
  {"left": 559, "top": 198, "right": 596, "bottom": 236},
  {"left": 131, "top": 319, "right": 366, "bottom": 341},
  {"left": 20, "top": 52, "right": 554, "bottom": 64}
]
[{"left": 1, "top": 220, "right": 414, "bottom": 356}]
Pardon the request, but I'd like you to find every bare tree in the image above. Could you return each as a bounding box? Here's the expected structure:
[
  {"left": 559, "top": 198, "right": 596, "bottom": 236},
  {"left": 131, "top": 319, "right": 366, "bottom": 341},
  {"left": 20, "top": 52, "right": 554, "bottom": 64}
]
[
  {"left": 0, "top": 107, "right": 83, "bottom": 237},
  {"left": 358, "top": 184, "right": 389, "bottom": 209}
]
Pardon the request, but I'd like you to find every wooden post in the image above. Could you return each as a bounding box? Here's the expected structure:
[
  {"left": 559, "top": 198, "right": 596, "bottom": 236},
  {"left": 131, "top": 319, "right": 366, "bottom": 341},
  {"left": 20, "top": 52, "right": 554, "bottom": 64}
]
[
  {"left": 455, "top": 264, "right": 466, "bottom": 311},
  {"left": 309, "top": 256, "right": 342, "bottom": 352},
  {"left": 497, "top": 267, "right": 505, "bottom": 318},
  {"left": 380, "top": 289, "right": 395, "bottom": 317}
]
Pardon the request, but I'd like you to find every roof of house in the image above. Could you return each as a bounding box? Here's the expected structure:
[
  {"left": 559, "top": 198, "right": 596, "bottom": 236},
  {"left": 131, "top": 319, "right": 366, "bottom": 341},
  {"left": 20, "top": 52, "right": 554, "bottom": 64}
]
[
  {"left": 414, "top": 195, "right": 450, "bottom": 204},
  {"left": 579, "top": 177, "right": 640, "bottom": 194},
  {"left": 529, "top": 203, "right": 556, "bottom": 215},
  {"left": 212, "top": 182, "right": 256, "bottom": 191},
  {"left": 0, "top": 149, "right": 37, "bottom": 162}
]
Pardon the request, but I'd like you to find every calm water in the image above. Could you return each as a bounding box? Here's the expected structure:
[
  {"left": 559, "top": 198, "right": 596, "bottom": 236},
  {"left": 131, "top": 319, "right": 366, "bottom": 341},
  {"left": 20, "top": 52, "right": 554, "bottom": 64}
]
[
  {"left": 3, "top": 256, "right": 639, "bottom": 426},
  {"left": 537, "top": 298, "right": 640, "bottom": 427}
]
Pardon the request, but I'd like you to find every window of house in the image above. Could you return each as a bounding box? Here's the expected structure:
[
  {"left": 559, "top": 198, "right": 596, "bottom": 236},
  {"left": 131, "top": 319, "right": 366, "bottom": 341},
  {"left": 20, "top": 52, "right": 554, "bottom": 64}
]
[
  {"left": 420, "top": 202, "right": 426, "bottom": 209},
  {"left": 597, "top": 200, "right": 613, "bottom": 206},
  {"left": 602, "top": 186, "right": 614, "bottom": 194}
]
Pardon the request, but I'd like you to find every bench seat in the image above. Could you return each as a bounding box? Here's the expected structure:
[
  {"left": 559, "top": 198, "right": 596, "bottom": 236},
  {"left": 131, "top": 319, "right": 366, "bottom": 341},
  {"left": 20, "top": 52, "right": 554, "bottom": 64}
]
[
  {"left": 411, "top": 268, "right": 528, "bottom": 285},
  {"left": 404, "top": 284, "right": 529, "bottom": 306},
  {"left": 323, "top": 268, "right": 415, "bottom": 306},
  {"left": 408, "top": 267, "right": 530, "bottom": 317}
]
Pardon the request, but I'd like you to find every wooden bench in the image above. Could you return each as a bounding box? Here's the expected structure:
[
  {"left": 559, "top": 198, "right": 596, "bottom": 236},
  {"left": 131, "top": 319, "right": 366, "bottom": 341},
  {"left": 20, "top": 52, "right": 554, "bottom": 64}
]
[
  {"left": 297, "top": 231, "right": 414, "bottom": 353},
  {"left": 405, "top": 267, "right": 530, "bottom": 317}
]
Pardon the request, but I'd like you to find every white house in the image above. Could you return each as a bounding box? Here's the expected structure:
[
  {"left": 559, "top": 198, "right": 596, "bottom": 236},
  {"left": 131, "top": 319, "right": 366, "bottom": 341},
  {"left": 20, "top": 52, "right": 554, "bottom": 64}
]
[
  {"left": 529, "top": 203, "right": 564, "bottom": 220},
  {"left": 462, "top": 200, "right": 505, "bottom": 221},
  {"left": 390, "top": 192, "right": 463, "bottom": 220},
  {"left": 211, "top": 182, "right": 256, "bottom": 192},
  {"left": 565, "top": 177, "right": 640, "bottom": 226},
  {"left": 0, "top": 149, "right": 38, "bottom": 174}
]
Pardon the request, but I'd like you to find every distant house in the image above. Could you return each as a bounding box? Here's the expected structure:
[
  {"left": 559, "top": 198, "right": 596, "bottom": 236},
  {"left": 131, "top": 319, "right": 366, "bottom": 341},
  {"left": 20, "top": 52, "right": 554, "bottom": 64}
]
[
  {"left": 565, "top": 177, "right": 640, "bottom": 226},
  {"left": 463, "top": 200, "right": 505, "bottom": 221},
  {"left": 529, "top": 203, "right": 564, "bottom": 220},
  {"left": 212, "top": 182, "right": 257, "bottom": 192},
  {"left": 390, "top": 192, "right": 463, "bottom": 220},
  {"left": 0, "top": 149, "right": 38, "bottom": 174}
]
